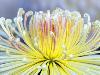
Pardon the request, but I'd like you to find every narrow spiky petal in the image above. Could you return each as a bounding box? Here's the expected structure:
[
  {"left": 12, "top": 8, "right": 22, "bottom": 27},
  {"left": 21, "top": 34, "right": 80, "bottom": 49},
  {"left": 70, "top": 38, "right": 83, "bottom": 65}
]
[{"left": 0, "top": 8, "right": 100, "bottom": 75}]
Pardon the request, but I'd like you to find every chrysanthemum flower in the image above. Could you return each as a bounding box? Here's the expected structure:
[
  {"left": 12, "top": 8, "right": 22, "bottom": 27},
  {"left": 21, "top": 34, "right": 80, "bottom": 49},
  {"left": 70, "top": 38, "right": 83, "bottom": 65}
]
[{"left": 0, "top": 8, "right": 100, "bottom": 75}]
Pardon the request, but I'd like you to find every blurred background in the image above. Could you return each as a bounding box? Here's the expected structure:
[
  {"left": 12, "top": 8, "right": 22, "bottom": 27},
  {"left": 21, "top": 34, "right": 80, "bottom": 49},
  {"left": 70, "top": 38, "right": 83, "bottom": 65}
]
[{"left": 0, "top": 0, "right": 100, "bottom": 21}]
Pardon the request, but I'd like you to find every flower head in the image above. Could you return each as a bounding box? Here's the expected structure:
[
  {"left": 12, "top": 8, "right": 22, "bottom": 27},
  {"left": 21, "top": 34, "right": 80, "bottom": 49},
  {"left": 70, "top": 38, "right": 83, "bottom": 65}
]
[{"left": 0, "top": 8, "right": 100, "bottom": 75}]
